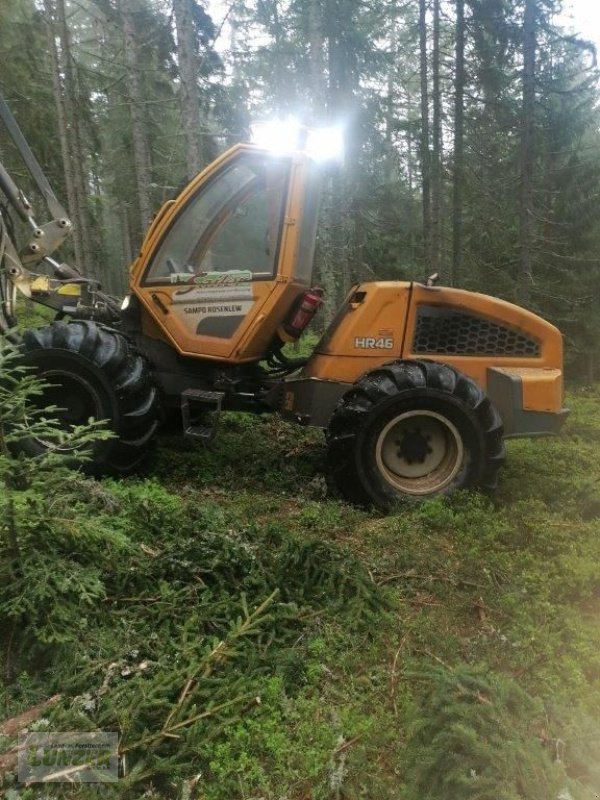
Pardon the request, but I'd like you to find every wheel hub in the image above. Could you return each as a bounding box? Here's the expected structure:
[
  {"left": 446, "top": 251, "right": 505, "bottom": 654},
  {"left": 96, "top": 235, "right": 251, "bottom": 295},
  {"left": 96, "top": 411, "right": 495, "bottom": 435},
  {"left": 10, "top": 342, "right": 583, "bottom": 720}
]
[
  {"left": 396, "top": 428, "right": 433, "bottom": 464},
  {"left": 375, "top": 409, "right": 464, "bottom": 496}
]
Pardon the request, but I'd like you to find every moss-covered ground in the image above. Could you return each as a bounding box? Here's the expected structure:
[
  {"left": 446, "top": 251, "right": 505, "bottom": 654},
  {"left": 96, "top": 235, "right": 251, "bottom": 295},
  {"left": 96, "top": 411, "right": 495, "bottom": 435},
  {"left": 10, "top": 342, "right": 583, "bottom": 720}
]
[{"left": 3, "top": 383, "right": 600, "bottom": 799}]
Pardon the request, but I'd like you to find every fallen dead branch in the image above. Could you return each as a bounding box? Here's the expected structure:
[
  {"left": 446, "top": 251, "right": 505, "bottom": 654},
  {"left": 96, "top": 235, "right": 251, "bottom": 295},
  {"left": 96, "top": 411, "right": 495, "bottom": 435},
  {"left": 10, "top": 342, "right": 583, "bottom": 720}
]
[
  {"left": 0, "top": 695, "right": 61, "bottom": 779},
  {"left": 0, "top": 694, "right": 61, "bottom": 737}
]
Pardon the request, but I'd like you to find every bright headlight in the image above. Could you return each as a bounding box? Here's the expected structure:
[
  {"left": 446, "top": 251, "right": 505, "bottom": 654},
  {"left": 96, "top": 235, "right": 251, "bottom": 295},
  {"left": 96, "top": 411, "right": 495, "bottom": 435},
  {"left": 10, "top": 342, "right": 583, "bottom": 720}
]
[
  {"left": 121, "top": 294, "right": 131, "bottom": 311},
  {"left": 250, "top": 119, "right": 344, "bottom": 162},
  {"left": 250, "top": 118, "right": 302, "bottom": 155}
]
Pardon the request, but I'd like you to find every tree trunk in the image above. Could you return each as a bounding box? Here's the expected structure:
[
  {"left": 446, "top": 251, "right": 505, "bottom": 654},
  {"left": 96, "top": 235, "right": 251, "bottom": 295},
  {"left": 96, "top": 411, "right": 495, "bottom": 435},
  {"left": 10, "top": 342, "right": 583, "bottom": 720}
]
[
  {"left": 519, "top": 0, "right": 536, "bottom": 305},
  {"left": 119, "top": 0, "right": 153, "bottom": 238},
  {"left": 121, "top": 202, "right": 133, "bottom": 268},
  {"left": 431, "top": 0, "right": 442, "bottom": 275},
  {"left": 308, "top": 0, "right": 325, "bottom": 114},
  {"left": 385, "top": 16, "right": 397, "bottom": 186},
  {"left": 173, "top": 0, "right": 202, "bottom": 178},
  {"left": 406, "top": 91, "right": 415, "bottom": 232},
  {"left": 418, "top": 0, "right": 432, "bottom": 270},
  {"left": 452, "top": 0, "right": 465, "bottom": 286},
  {"left": 322, "top": 0, "right": 360, "bottom": 296},
  {"left": 54, "top": 0, "right": 96, "bottom": 277},
  {"left": 43, "top": 0, "right": 85, "bottom": 273}
]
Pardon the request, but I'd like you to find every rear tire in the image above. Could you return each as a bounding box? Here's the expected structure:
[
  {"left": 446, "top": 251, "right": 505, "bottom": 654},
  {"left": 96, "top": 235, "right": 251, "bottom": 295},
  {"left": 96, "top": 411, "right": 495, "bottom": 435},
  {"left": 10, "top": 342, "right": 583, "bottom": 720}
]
[
  {"left": 326, "top": 360, "right": 505, "bottom": 512},
  {"left": 20, "top": 321, "right": 159, "bottom": 475}
]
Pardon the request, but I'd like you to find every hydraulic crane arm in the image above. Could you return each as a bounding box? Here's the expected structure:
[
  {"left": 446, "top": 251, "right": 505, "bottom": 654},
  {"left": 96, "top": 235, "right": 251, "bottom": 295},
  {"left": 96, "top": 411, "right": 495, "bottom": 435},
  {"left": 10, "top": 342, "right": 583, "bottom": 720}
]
[
  {"left": 0, "top": 92, "right": 120, "bottom": 333},
  {"left": 0, "top": 92, "right": 73, "bottom": 266}
]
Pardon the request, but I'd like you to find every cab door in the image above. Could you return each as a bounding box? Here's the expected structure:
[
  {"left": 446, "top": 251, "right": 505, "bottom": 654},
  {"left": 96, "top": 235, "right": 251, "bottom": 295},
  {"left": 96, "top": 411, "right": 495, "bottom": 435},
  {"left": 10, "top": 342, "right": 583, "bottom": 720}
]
[{"left": 133, "top": 146, "right": 297, "bottom": 361}]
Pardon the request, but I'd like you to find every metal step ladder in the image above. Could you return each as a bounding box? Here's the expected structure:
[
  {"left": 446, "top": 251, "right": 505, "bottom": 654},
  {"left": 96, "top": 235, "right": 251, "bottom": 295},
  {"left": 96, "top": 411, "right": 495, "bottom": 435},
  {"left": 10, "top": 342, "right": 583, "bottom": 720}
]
[{"left": 181, "top": 389, "right": 225, "bottom": 445}]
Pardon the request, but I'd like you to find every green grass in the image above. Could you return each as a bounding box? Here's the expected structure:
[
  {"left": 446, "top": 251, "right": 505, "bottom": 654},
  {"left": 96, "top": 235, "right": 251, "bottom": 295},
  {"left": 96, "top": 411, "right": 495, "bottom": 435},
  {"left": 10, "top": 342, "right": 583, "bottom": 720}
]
[{"left": 3, "top": 385, "right": 600, "bottom": 798}]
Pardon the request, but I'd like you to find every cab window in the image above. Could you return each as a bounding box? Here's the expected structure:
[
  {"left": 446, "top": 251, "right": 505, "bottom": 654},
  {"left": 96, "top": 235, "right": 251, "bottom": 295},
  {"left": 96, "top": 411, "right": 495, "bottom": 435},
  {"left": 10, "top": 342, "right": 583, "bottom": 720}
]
[{"left": 145, "top": 154, "right": 290, "bottom": 283}]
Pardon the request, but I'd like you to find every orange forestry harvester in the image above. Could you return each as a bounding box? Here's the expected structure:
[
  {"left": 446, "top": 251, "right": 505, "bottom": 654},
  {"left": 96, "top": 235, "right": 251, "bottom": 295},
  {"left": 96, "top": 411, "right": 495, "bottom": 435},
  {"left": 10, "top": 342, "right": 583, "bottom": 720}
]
[{"left": 0, "top": 100, "right": 568, "bottom": 511}]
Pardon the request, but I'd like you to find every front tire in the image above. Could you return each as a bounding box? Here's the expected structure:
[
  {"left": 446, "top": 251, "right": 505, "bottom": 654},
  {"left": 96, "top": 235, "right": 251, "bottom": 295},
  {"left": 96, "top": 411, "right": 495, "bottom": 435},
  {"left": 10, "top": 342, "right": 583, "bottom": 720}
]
[
  {"left": 326, "top": 360, "right": 505, "bottom": 511},
  {"left": 20, "top": 321, "right": 159, "bottom": 475}
]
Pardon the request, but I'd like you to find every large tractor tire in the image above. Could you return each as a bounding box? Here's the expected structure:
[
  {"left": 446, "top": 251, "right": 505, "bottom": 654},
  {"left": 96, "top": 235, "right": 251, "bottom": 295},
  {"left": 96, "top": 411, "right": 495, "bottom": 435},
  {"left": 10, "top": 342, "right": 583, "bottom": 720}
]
[
  {"left": 20, "top": 320, "right": 159, "bottom": 475},
  {"left": 326, "top": 360, "right": 505, "bottom": 512}
]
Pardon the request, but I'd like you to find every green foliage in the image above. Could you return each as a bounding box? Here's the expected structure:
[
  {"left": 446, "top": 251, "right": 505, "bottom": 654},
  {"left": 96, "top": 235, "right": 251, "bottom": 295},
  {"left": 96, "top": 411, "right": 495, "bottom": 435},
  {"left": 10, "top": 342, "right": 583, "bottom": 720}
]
[
  {"left": 401, "top": 665, "right": 567, "bottom": 800},
  {"left": 0, "top": 333, "right": 385, "bottom": 795},
  {"left": 0, "top": 332, "right": 116, "bottom": 646},
  {"left": 5, "top": 359, "right": 600, "bottom": 798},
  {"left": 1, "top": 482, "right": 385, "bottom": 797}
]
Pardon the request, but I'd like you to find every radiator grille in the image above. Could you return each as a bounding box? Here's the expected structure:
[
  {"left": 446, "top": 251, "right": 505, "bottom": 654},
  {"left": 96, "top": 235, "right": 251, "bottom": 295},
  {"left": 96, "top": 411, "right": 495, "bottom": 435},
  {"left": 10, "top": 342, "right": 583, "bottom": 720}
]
[{"left": 412, "top": 305, "right": 540, "bottom": 357}]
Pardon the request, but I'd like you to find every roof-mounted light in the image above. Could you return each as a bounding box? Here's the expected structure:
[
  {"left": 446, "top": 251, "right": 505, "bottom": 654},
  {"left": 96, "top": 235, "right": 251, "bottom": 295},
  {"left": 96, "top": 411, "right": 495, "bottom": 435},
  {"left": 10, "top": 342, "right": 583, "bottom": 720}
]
[{"left": 250, "top": 118, "right": 344, "bottom": 162}]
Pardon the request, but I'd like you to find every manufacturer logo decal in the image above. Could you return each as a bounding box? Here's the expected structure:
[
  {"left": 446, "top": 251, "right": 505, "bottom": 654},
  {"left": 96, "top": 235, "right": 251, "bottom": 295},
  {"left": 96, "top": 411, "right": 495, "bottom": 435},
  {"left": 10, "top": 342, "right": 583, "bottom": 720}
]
[
  {"left": 170, "top": 269, "right": 253, "bottom": 288},
  {"left": 172, "top": 270, "right": 253, "bottom": 303}
]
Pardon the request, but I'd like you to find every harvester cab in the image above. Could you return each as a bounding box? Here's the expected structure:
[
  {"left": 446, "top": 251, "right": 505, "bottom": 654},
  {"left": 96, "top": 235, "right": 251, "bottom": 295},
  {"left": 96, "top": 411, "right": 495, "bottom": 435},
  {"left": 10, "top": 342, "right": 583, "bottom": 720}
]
[
  {"left": 128, "top": 143, "right": 323, "bottom": 363},
  {"left": 0, "top": 98, "right": 569, "bottom": 511}
]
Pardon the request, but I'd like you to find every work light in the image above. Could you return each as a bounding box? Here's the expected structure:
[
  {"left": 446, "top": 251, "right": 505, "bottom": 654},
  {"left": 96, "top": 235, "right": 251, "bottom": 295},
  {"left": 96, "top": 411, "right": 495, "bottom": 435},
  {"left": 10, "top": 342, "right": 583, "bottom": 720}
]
[{"left": 250, "top": 118, "right": 344, "bottom": 162}]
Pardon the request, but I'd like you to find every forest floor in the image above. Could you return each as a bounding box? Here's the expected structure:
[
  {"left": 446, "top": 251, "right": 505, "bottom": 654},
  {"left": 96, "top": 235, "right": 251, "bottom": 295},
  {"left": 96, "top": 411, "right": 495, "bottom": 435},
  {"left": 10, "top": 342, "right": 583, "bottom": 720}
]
[{"left": 3, "top": 379, "right": 600, "bottom": 799}]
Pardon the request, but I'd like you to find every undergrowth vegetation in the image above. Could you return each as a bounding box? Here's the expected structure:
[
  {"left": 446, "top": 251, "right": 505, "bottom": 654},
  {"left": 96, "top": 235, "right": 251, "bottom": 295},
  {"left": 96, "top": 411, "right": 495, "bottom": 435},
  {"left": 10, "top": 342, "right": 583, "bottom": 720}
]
[{"left": 2, "top": 343, "right": 600, "bottom": 798}]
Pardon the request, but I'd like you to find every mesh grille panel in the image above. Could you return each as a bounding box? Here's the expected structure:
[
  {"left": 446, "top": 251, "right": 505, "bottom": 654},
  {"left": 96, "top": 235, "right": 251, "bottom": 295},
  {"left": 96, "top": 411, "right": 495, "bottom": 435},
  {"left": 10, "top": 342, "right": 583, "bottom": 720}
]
[{"left": 412, "top": 305, "right": 540, "bottom": 357}]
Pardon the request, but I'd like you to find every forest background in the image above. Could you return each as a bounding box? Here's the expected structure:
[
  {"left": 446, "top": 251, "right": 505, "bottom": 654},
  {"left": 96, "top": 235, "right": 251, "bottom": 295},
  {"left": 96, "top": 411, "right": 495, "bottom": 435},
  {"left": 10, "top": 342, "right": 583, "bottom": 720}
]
[{"left": 0, "top": 0, "right": 599, "bottom": 378}]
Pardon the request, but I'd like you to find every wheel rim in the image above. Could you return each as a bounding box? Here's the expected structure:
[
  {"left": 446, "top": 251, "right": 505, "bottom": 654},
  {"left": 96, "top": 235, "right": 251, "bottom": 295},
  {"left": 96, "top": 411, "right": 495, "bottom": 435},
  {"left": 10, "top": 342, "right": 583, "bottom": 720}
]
[
  {"left": 28, "top": 369, "right": 105, "bottom": 450},
  {"left": 375, "top": 410, "right": 464, "bottom": 496}
]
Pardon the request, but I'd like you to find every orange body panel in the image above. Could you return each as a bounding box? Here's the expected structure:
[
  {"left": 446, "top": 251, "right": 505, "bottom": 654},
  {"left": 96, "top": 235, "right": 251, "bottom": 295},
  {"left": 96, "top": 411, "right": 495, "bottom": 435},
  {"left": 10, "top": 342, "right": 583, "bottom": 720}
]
[
  {"left": 303, "top": 281, "right": 564, "bottom": 415},
  {"left": 490, "top": 367, "right": 563, "bottom": 412},
  {"left": 404, "top": 285, "right": 563, "bottom": 403},
  {"left": 317, "top": 282, "right": 410, "bottom": 357}
]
